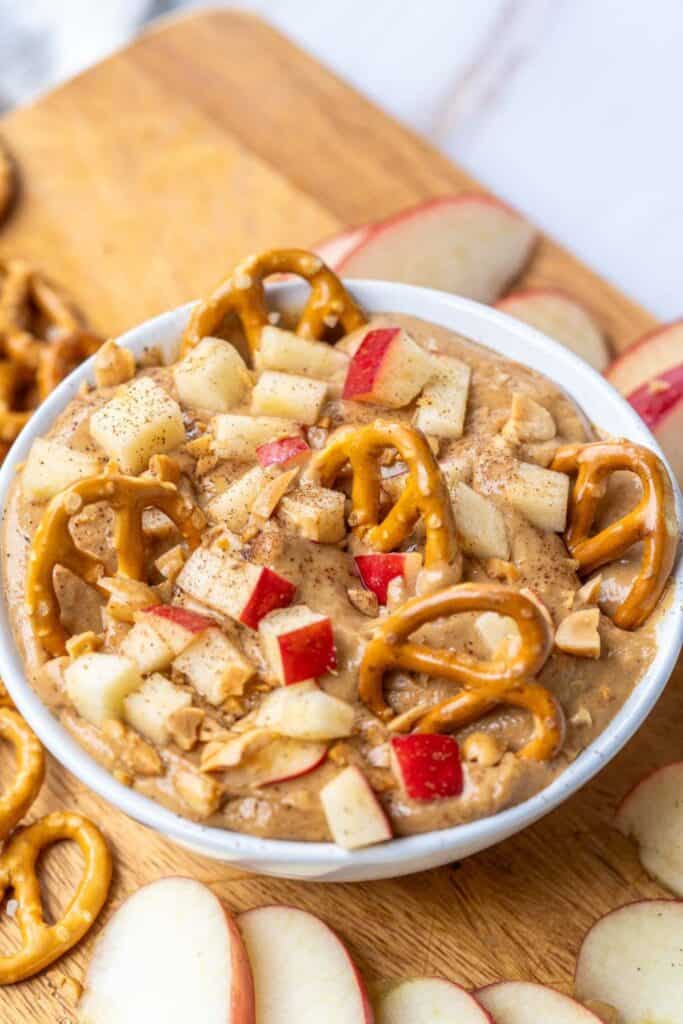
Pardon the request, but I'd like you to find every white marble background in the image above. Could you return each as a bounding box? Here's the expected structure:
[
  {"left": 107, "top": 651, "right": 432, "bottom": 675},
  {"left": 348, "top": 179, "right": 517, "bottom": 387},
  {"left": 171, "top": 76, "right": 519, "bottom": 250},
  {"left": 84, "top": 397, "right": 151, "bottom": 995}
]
[{"left": 0, "top": 0, "right": 681, "bottom": 320}]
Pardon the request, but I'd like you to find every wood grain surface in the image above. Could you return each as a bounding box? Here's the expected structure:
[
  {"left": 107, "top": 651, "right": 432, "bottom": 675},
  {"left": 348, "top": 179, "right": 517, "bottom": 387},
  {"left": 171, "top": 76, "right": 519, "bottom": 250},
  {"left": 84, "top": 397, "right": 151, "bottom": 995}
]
[{"left": 0, "top": 10, "right": 678, "bottom": 1021}]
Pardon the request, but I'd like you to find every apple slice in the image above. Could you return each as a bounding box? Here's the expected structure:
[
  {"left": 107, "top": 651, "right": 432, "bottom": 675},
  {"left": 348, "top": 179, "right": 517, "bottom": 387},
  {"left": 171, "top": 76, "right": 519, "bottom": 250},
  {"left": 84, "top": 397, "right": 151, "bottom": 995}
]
[
  {"left": 141, "top": 604, "right": 214, "bottom": 656},
  {"left": 78, "top": 877, "right": 254, "bottom": 1024},
  {"left": 574, "top": 900, "right": 683, "bottom": 1023},
  {"left": 201, "top": 730, "right": 328, "bottom": 786},
  {"left": 337, "top": 195, "right": 537, "bottom": 303},
  {"left": 496, "top": 289, "right": 610, "bottom": 371},
  {"left": 354, "top": 553, "right": 422, "bottom": 605},
  {"left": 259, "top": 605, "right": 336, "bottom": 684},
  {"left": 253, "top": 680, "right": 354, "bottom": 741},
  {"left": 606, "top": 320, "right": 683, "bottom": 395},
  {"left": 478, "top": 981, "right": 602, "bottom": 1022},
  {"left": 320, "top": 765, "right": 392, "bottom": 849},
  {"left": 176, "top": 546, "right": 296, "bottom": 629},
  {"left": 313, "top": 224, "right": 373, "bottom": 267},
  {"left": 627, "top": 363, "right": 683, "bottom": 486},
  {"left": 238, "top": 905, "right": 372, "bottom": 1024},
  {"left": 390, "top": 734, "right": 463, "bottom": 802},
  {"left": 615, "top": 762, "right": 683, "bottom": 896},
  {"left": 256, "top": 435, "right": 311, "bottom": 469},
  {"left": 342, "top": 326, "right": 435, "bottom": 407},
  {"left": 378, "top": 979, "right": 493, "bottom": 1024}
]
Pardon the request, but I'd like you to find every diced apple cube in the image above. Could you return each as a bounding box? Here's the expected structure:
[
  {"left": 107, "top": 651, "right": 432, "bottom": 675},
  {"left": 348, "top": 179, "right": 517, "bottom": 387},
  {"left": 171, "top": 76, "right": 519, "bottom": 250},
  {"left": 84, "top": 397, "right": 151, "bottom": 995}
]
[
  {"left": 206, "top": 466, "right": 266, "bottom": 531},
  {"left": 173, "top": 336, "right": 251, "bottom": 412},
  {"left": 390, "top": 734, "right": 464, "bottom": 802},
  {"left": 140, "top": 605, "right": 214, "bottom": 656},
  {"left": 259, "top": 605, "right": 336, "bottom": 685},
  {"left": 342, "top": 327, "right": 434, "bottom": 407},
  {"left": 22, "top": 438, "right": 102, "bottom": 502},
  {"left": 449, "top": 481, "right": 510, "bottom": 560},
  {"left": 502, "top": 393, "right": 556, "bottom": 443},
  {"left": 254, "top": 680, "right": 354, "bottom": 740},
  {"left": 279, "top": 485, "right": 346, "bottom": 543},
  {"left": 414, "top": 355, "right": 471, "bottom": 439},
  {"left": 256, "top": 435, "right": 311, "bottom": 469},
  {"left": 176, "top": 546, "right": 296, "bottom": 629},
  {"left": 251, "top": 370, "right": 327, "bottom": 425},
  {"left": 320, "top": 765, "right": 392, "bottom": 849},
  {"left": 89, "top": 377, "right": 185, "bottom": 475},
  {"left": 120, "top": 618, "right": 174, "bottom": 674},
  {"left": 354, "top": 552, "right": 422, "bottom": 605},
  {"left": 212, "top": 413, "right": 296, "bottom": 460},
  {"left": 505, "top": 461, "right": 569, "bottom": 532},
  {"left": 258, "top": 325, "right": 349, "bottom": 378},
  {"left": 123, "top": 673, "right": 191, "bottom": 746},
  {"left": 65, "top": 653, "right": 143, "bottom": 727},
  {"left": 475, "top": 611, "right": 520, "bottom": 657},
  {"left": 173, "top": 627, "right": 255, "bottom": 705}
]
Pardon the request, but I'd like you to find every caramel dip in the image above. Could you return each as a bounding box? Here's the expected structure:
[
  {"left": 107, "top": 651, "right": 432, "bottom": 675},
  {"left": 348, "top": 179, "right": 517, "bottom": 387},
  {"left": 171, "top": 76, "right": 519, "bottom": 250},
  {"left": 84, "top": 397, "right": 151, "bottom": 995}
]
[{"left": 3, "top": 250, "right": 677, "bottom": 849}]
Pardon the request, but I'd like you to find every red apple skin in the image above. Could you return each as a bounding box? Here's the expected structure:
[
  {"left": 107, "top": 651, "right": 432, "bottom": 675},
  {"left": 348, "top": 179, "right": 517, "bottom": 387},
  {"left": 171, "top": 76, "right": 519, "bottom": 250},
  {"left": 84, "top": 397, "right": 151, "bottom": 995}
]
[
  {"left": 627, "top": 363, "right": 683, "bottom": 423},
  {"left": 223, "top": 905, "right": 257, "bottom": 1024},
  {"left": 279, "top": 617, "right": 337, "bottom": 684},
  {"left": 343, "top": 328, "right": 401, "bottom": 401},
  {"left": 606, "top": 319, "right": 683, "bottom": 395},
  {"left": 240, "top": 569, "right": 296, "bottom": 630},
  {"left": 256, "top": 436, "right": 311, "bottom": 469},
  {"left": 314, "top": 225, "right": 373, "bottom": 268},
  {"left": 391, "top": 734, "right": 464, "bottom": 801},
  {"left": 355, "top": 554, "right": 410, "bottom": 605},
  {"left": 146, "top": 605, "right": 214, "bottom": 633}
]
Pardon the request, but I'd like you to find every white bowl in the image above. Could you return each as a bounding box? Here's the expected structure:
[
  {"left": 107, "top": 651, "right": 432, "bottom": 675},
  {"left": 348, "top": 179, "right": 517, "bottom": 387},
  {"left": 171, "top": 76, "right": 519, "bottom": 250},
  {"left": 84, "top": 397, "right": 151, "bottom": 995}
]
[{"left": 1, "top": 281, "right": 681, "bottom": 882}]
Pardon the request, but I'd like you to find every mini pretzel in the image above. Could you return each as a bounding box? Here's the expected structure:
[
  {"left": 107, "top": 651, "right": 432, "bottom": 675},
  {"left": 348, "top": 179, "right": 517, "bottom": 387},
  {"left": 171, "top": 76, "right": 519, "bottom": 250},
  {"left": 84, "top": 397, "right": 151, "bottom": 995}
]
[
  {"left": 27, "top": 470, "right": 203, "bottom": 656},
  {"left": 552, "top": 441, "right": 678, "bottom": 630},
  {"left": 0, "top": 260, "right": 102, "bottom": 455},
  {"left": 360, "top": 583, "right": 563, "bottom": 761},
  {"left": 308, "top": 420, "right": 459, "bottom": 570},
  {"left": 0, "top": 811, "right": 112, "bottom": 984},
  {"left": 181, "top": 247, "right": 367, "bottom": 358},
  {"left": 0, "top": 708, "right": 45, "bottom": 841}
]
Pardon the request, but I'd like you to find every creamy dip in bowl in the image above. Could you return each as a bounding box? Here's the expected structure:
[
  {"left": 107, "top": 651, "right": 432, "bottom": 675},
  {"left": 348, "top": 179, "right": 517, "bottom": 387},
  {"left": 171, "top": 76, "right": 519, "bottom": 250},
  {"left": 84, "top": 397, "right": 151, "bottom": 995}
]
[{"left": 0, "top": 278, "right": 681, "bottom": 882}]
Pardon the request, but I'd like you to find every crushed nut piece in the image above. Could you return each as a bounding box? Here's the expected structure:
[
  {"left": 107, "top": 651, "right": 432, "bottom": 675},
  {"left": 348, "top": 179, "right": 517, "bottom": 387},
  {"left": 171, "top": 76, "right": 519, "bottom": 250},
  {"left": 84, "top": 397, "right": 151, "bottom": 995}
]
[
  {"left": 555, "top": 608, "right": 601, "bottom": 659},
  {"left": 570, "top": 706, "right": 593, "bottom": 728},
  {"left": 93, "top": 340, "right": 136, "bottom": 389},
  {"left": 65, "top": 631, "right": 101, "bottom": 659},
  {"left": 167, "top": 706, "right": 205, "bottom": 751},
  {"left": 173, "top": 765, "right": 222, "bottom": 818},
  {"left": 148, "top": 453, "right": 181, "bottom": 484},
  {"left": 347, "top": 586, "right": 379, "bottom": 617},
  {"left": 98, "top": 576, "right": 158, "bottom": 622},
  {"left": 502, "top": 393, "right": 556, "bottom": 443},
  {"left": 461, "top": 731, "right": 504, "bottom": 767}
]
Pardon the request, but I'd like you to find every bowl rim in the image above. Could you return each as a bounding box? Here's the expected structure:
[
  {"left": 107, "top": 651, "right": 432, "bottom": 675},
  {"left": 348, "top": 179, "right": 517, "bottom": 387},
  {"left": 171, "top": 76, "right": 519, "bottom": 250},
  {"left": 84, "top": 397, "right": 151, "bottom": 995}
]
[{"left": 0, "top": 279, "right": 681, "bottom": 872}]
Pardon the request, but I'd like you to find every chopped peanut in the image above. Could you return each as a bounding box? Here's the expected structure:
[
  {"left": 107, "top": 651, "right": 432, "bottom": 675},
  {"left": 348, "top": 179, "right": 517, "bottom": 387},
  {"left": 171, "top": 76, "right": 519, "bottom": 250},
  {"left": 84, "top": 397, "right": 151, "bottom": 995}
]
[
  {"left": 555, "top": 608, "right": 601, "bottom": 659},
  {"left": 65, "top": 631, "right": 101, "bottom": 659},
  {"left": 93, "top": 339, "right": 136, "bottom": 389},
  {"left": 347, "top": 586, "right": 379, "bottom": 617},
  {"left": 98, "top": 577, "right": 158, "bottom": 623},
  {"left": 462, "top": 731, "right": 504, "bottom": 767},
  {"left": 173, "top": 765, "right": 222, "bottom": 818},
  {"left": 167, "top": 706, "right": 205, "bottom": 751}
]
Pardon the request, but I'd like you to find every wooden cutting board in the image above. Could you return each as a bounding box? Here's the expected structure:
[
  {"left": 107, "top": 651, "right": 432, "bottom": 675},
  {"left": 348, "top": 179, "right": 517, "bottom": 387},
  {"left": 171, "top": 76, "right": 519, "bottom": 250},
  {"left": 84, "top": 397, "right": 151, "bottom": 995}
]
[{"left": 0, "top": 10, "right": 678, "bottom": 1019}]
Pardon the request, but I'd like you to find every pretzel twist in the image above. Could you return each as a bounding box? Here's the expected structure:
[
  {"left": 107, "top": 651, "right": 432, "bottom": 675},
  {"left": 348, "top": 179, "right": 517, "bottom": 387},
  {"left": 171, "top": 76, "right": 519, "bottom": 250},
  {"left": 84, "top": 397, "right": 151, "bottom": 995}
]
[
  {"left": 181, "top": 247, "right": 367, "bottom": 358},
  {"left": 308, "top": 420, "right": 460, "bottom": 570},
  {"left": 26, "top": 470, "right": 203, "bottom": 656},
  {"left": 0, "top": 812, "right": 112, "bottom": 984},
  {"left": 0, "top": 709, "right": 45, "bottom": 841},
  {"left": 360, "top": 582, "right": 563, "bottom": 760},
  {"left": 0, "top": 259, "right": 102, "bottom": 455},
  {"left": 551, "top": 441, "right": 678, "bottom": 629}
]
